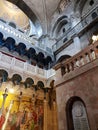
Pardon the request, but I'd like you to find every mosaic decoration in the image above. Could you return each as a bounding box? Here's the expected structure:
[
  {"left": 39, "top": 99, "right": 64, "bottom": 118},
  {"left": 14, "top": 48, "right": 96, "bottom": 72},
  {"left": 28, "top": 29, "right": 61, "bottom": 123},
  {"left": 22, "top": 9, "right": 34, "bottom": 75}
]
[
  {"left": 72, "top": 101, "right": 90, "bottom": 130},
  {"left": 0, "top": 0, "right": 30, "bottom": 30},
  {"left": 0, "top": 92, "right": 44, "bottom": 130}
]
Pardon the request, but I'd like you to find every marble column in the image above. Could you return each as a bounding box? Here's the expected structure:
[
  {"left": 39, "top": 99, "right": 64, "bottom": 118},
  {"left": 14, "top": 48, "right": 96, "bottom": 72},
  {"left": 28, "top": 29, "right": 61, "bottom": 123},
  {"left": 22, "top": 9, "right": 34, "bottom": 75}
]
[{"left": 43, "top": 99, "right": 48, "bottom": 130}]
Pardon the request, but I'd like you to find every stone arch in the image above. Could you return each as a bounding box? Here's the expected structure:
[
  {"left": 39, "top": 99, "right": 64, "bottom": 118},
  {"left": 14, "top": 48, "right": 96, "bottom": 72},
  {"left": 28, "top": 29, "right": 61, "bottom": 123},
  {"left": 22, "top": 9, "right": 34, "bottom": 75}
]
[
  {"left": 0, "top": 69, "right": 8, "bottom": 82},
  {"left": 45, "top": 56, "right": 53, "bottom": 69},
  {"left": 9, "top": 22, "right": 16, "bottom": 29},
  {"left": 56, "top": 51, "right": 73, "bottom": 61},
  {"left": 37, "top": 81, "right": 44, "bottom": 89},
  {"left": 15, "top": 42, "right": 26, "bottom": 56},
  {"left": 57, "top": 54, "right": 71, "bottom": 63},
  {"left": 24, "top": 77, "right": 34, "bottom": 88},
  {"left": 6, "top": 0, "right": 43, "bottom": 36},
  {"left": 66, "top": 96, "right": 90, "bottom": 130},
  {"left": 4, "top": 37, "right": 16, "bottom": 51},
  {"left": 57, "top": 54, "right": 71, "bottom": 75},
  {"left": 52, "top": 15, "right": 70, "bottom": 38},
  {"left": 27, "top": 47, "right": 36, "bottom": 59},
  {"left": 11, "top": 73, "right": 22, "bottom": 85}
]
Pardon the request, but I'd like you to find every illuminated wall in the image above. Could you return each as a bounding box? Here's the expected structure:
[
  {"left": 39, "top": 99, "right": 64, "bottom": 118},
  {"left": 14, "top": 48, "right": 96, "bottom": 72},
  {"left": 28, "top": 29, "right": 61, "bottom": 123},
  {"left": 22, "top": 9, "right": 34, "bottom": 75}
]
[
  {"left": 0, "top": 0, "right": 30, "bottom": 30},
  {"left": 0, "top": 91, "right": 44, "bottom": 130}
]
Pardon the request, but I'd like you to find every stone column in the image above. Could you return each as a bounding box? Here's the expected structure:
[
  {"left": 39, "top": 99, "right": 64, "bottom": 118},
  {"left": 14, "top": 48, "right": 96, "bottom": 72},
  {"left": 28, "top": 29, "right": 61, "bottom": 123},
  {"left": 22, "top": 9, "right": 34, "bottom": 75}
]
[
  {"left": 53, "top": 101, "right": 58, "bottom": 130},
  {"left": 73, "top": 35, "right": 81, "bottom": 53},
  {"left": 0, "top": 52, "right": 2, "bottom": 60},
  {"left": 43, "top": 99, "right": 48, "bottom": 130}
]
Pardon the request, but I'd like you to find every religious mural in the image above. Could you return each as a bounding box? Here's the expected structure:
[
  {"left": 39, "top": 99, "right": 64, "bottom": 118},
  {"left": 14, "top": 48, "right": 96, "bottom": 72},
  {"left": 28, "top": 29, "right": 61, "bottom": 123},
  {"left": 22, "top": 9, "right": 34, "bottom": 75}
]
[{"left": 0, "top": 91, "right": 44, "bottom": 130}]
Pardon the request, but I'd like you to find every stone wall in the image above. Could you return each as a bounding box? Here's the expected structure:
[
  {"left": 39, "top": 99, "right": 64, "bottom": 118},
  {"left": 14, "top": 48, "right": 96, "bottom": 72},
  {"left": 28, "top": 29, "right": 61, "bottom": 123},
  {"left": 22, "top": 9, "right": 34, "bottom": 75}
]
[{"left": 55, "top": 59, "right": 98, "bottom": 130}]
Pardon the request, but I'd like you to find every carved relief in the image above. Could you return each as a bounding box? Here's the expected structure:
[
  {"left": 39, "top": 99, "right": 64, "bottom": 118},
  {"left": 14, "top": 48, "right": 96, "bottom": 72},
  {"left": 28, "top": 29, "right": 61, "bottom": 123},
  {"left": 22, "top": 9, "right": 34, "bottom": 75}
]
[{"left": 72, "top": 101, "right": 90, "bottom": 130}]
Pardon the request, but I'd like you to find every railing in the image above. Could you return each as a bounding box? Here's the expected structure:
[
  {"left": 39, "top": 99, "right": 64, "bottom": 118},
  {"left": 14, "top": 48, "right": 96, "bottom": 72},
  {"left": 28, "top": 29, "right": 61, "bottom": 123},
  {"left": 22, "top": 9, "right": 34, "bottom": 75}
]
[
  {"left": 0, "top": 20, "right": 37, "bottom": 44},
  {"left": 0, "top": 52, "right": 55, "bottom": 79},
  {"left": 0, "top": 19, "right": 53, "bottom": 55},
  {"left": 54, "top": 41, "right": 98, "bottom": 75},
  {"left": 52, "top": 5, "right": 98, "bottom": 51}
]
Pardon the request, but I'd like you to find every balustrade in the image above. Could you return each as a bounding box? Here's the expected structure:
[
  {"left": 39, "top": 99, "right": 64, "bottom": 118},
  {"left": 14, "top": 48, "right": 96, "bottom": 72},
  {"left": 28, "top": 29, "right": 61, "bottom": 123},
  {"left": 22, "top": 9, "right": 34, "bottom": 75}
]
[
  {"left": 0, "top": 20, "right": 35, "bottom": 44},
  {"left": 0, "top": 51, "right": 55, "bottom": 79},
  {"left": 52, "top": 5, "right": 98, "bottom": 51},
  {"left": 0, "top": 20, "right": 53, "bottom": 55},
  {"left": 54, "top": 41, "right": 98, "bottom": 76}
]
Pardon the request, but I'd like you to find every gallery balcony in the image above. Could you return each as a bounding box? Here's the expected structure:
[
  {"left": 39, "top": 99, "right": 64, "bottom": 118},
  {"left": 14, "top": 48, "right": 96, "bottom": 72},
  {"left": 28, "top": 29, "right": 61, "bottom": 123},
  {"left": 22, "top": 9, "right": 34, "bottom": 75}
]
[
  {"left": 53, "top": 40, "right": 98, "bottom": 85},
  {"left": 0, "top": 18, "right": 53, "bottom": 56},
  {"left": 52, "top": 5, "right": 98, "bottom": 52},
  {"left": 0, "top": 51, "right": 55, "bottom": 83}
]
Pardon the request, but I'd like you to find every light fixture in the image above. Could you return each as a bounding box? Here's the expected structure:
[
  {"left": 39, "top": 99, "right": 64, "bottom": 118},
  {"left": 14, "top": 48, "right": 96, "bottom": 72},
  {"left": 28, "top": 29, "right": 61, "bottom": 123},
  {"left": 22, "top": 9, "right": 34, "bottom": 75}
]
[
  {"left": 92, "top": 35, "right": 98, "bottom": 43},
  {"left": 7, "top": 29, "right": 10, "bottom": 32},
  {"left": 9, "top": 88, "right": 14, "bottom": 93},
  {"left": 2, "top": 25, "right": 4, "bottom": 29}
]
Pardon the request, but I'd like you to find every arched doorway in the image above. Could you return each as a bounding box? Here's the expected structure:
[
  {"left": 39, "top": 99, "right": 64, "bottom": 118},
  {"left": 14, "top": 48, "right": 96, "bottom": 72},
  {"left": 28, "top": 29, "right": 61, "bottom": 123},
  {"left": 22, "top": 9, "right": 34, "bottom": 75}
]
[{"left": 66, "top": 96, "right": 90, "bottom": 130}]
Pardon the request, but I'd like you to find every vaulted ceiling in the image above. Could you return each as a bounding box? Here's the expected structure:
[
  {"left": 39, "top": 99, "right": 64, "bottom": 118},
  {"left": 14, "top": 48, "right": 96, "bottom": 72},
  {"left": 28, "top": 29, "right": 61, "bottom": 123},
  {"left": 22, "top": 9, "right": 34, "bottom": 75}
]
[
  {"left": 7, "top": 0, "right": 61, "bottom": 34},
  {"left": 6, "top": 0, "right": 88, "bottom": 37}
]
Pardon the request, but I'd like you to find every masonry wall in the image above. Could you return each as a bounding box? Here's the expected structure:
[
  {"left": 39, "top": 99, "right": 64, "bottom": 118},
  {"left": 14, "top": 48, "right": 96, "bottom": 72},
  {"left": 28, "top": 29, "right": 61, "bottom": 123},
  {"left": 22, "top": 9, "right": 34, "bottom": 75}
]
[{"left": 55, "top": 60, "right": 98, "bottom": 130}]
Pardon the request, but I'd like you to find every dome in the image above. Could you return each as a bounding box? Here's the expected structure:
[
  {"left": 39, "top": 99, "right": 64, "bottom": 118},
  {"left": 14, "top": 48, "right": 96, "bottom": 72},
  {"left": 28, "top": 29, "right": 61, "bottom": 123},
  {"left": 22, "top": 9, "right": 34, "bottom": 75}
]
[{"left": 0, "top": 0, "right": 30, "bottom": 30}]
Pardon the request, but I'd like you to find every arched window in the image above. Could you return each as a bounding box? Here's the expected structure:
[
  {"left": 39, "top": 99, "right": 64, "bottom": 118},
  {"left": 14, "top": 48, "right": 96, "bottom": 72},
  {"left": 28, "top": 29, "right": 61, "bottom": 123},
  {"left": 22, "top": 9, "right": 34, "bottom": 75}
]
[
  {"left": 9, "top": 22, "right": 16, "bottom": 29},
  {"left": 66, "top": 96, "right": 90, "bottom": 130},
  {"left": 89, "top": 0, "right": 94, "bottom": 6}
]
